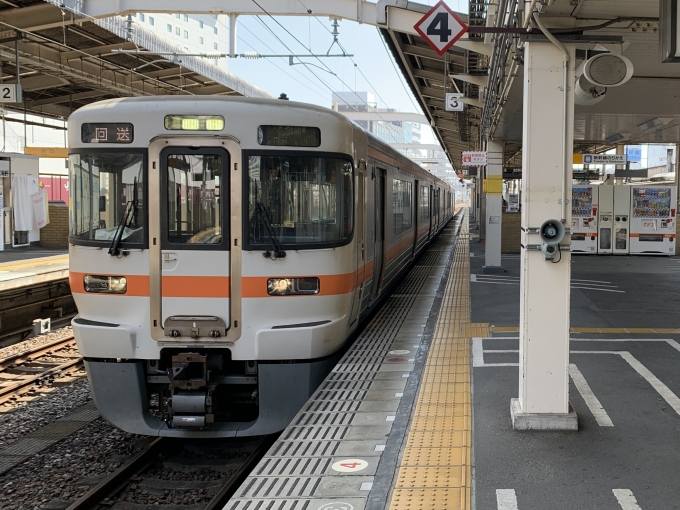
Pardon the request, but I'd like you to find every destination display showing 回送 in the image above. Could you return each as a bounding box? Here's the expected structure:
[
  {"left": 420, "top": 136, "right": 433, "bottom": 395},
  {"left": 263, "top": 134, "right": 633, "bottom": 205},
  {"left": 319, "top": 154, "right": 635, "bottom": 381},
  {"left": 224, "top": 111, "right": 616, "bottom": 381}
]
[{"left": 81, "top": 123, "right": 134, "bottom": 144}]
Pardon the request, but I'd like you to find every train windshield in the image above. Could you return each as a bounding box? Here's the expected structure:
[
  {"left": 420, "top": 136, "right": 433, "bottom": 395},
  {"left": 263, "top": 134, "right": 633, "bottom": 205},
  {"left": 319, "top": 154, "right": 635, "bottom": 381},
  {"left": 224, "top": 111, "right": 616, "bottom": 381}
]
[
  {"left": 69, "top": 152, "right": 145, "bottom": 246},
  {"left": 247, "top": 154, "right": 353, "bottom": 248}
]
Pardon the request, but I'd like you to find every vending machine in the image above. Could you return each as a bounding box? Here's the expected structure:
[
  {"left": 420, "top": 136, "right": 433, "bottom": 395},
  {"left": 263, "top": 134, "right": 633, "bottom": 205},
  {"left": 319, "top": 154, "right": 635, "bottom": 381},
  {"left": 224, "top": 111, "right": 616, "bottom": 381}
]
[
  {"left": 613, "top": 186, "right": 631, "bottom": 255},
  {"left": 597, "top": 185, "right": 614, "bottom": 254},
  {"left": 629, "top": 185, "right": 676, "bottom": 255},
  {"left": 571, "top": 185, "right": 598, "bottom": 253}
]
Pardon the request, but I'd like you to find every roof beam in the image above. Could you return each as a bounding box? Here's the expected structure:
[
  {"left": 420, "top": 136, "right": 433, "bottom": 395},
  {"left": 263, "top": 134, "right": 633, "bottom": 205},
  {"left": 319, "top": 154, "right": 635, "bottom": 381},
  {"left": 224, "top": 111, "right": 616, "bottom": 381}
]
[
  {"left": 27, "top": 89, "right": 106, "bottom": 107},
  {"left": 60, "top": 41, "right": 138, "bottom": 63}
]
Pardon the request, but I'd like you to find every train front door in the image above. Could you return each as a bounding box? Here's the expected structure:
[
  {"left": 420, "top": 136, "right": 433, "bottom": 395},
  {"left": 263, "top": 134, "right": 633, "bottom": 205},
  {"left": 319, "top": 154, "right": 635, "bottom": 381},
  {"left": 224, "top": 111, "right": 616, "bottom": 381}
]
[
  {"left": 148, "top": 139, "right": 242, "bottom": 343},
  {"left": 371, "top": 168, "right": 386, "bottom": 300}
]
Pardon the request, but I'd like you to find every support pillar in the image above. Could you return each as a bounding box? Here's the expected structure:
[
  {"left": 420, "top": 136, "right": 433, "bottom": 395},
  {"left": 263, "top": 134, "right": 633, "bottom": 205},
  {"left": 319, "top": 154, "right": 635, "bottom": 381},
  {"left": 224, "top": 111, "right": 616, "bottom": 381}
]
[
  {"left": 483, "top": 141, "right": 504, "bottom": 273},
  {"left": 511, "top": 41, "right": 577, "bottom": 430}
]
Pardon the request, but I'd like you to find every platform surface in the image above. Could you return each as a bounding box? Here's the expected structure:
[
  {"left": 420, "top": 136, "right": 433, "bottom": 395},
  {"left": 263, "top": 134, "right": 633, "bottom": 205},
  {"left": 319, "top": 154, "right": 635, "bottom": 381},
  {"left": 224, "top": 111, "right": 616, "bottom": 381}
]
[
  {"left": 227, "top": 210, "right": 680, "bottom": 510},
  {"left": 0, "top": 253, "right": 69, "bottom": 291}
]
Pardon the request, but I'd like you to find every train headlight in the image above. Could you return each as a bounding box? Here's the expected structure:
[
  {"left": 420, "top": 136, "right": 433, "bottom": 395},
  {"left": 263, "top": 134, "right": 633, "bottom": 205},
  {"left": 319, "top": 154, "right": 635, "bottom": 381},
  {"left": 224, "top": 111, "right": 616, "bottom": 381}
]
[
  {"left": 267, "top": 277, "right": 320, "bottom": 296},
  {"left": 84, "top": 275, "right": 127, "bottom": 294},
  {"left": 164, "top": 115, "right": 225, "bottom": 131}
]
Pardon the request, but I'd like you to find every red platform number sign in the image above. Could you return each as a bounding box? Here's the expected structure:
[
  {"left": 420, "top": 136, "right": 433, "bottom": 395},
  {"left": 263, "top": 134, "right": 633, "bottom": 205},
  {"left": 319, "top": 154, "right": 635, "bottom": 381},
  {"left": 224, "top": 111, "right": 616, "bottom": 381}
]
[{"left": 413, "top": 1, "right": 469, "bottom": 56}]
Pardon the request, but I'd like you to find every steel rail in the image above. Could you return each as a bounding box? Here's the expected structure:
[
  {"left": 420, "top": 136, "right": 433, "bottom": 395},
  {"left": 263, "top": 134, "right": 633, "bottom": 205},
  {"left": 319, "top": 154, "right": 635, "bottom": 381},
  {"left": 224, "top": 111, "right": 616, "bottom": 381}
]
[
  {"left": 0, "top": 335, "right": 76, "bottom": 368},
  {"left": 0, "top": 357, "right": 82, "bottom": 404},
  {"left": 204, "top": 435, "right": 276, "bottom": 510},
  {"left": 65, "top": 437, "right": 166, "bottom": 510}
]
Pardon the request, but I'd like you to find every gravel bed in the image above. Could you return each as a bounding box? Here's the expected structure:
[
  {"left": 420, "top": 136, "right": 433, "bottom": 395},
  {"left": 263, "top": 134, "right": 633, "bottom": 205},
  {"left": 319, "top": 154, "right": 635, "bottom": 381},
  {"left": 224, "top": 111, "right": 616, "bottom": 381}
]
[
  {"left": 0, "top": 418, "right": 142, "bottom": 510},
  {"left": 0, "top": 378, "right": 92, "bottom": 448},
  {"left": 0, "top": 327, "right": 74, "bottom": 361}
]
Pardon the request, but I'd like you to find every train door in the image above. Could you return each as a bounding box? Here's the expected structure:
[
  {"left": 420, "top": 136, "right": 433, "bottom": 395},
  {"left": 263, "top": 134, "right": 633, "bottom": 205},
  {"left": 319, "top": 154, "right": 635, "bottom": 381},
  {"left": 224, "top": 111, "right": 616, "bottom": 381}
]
[
  {"left": 349, "top": 163, "right": 365, "bottom": 325},
  {"left": 148, "top": 139, "right": 242, "bottom": 343},
  {"left": 412, "top": 179, "right": 419, "bottom": 258},
  {"left": 429, "top": 185, "right": 434, "bottom": 239},
  {"left": 371, "top": 168, "right": 386, "bottom": 300}
]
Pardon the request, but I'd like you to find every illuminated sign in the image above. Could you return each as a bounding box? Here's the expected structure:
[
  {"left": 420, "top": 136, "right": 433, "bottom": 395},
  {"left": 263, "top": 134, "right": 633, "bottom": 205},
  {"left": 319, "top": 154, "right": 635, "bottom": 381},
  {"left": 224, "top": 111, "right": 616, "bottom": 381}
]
[{"left": 81, "top": 123, "right": 134, "bottom": 144}]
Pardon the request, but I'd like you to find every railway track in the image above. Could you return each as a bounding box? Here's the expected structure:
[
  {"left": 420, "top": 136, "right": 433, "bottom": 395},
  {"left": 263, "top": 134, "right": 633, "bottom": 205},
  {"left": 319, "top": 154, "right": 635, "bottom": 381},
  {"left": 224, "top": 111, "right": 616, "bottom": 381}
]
[
  {"left": 0, "top": 335, "right": 84, "bottom": 408},
  {"left": 66, "top": 435, "right": 275, "bottom": 510}
]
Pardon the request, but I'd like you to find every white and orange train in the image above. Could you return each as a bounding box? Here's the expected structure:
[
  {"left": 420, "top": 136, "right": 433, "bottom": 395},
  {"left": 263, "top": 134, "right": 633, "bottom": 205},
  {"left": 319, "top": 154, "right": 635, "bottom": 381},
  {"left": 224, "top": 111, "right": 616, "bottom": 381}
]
[{"left": 68, "top": 96, "right": 454, "bottom": 437}]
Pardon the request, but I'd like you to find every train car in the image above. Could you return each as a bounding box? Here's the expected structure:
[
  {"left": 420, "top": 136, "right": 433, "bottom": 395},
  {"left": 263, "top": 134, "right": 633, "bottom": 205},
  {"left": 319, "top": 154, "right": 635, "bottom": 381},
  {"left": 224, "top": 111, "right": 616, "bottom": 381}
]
[{"left": 68, "top": 96, "right": 454, "bottom": 437}]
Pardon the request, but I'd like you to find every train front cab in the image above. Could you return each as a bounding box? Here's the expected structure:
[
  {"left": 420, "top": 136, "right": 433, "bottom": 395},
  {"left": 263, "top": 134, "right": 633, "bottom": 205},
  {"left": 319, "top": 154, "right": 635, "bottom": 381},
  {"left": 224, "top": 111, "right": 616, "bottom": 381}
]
[{"left": 71, "top": 129, "right": 359, "bottom": 437}]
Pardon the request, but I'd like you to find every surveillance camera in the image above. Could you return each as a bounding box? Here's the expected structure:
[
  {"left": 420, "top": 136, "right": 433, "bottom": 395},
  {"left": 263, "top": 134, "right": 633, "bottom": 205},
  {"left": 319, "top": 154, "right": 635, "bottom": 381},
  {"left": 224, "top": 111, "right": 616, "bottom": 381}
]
[
  {"left": 574, "top": 53, "right": 634, "bottom": 106},
  {"left": 540, "top": 220, "right": 565, "bottom": 261}
]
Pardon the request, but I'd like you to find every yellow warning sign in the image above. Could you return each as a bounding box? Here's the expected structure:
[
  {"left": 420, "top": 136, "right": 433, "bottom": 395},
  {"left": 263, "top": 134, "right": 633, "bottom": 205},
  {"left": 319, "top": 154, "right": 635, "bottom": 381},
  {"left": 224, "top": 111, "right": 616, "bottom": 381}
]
[{"left": 24, "top": 147, "right": 68, "bottom": 158}]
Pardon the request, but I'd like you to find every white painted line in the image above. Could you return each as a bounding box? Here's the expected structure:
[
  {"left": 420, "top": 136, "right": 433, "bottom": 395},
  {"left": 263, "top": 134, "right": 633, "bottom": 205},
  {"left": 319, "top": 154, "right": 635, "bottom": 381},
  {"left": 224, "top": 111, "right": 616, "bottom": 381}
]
[
  {"left": 666, "top": 340, "right": 680, "bottom": 353},
  {"left": 613, "top": 489, "right": 642, "bottom": 510},
  {"left": 386, "top": 416, "right": 395, "bottom": 421},
  {"left": 374, "top": 444, "right": 385, "bottom": 452},
  {"left": 619, "top": 351, "right": 680, "bottom": 417},
  {"left": 496, "top": 489, "right": 519, "bottom": 510},
  {"left": 472, "top": 337, "right": 485, "bottom": 367},
  {"left": 569, "top": 364, "right": 614, "bottom": 427},
  {"left": 408, "top": 358, "right": 415, "bottom": 362},
  {"left": 360, "top": 482, "right": 373, "bottom": 491},
  {"left": 472, "top": 280, "right": 519, "bottom": 286},
  {"left": 470, "top": 274, "right": 477, "bottom": 282},
  {"left": 571, "top": 285, "right": 625, "bottom": 293},
  {"left": 572, "top": 339, "right": 673, "bottom": 342},
  {"left": 395, "top": 392, "right": 404, "bottom": 397},
  {"left": 571, "top": 278, "right": 612, "bottom": 284},
  {"left": 402, "top": 373, "right": 409, "bottom": 378}
]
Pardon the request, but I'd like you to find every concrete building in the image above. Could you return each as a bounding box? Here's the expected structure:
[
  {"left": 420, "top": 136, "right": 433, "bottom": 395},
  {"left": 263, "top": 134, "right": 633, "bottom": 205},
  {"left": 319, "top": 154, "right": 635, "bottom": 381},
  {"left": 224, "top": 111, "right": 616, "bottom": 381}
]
[{"left": 134, "top": 13, "right": 229, "bottom": 70}]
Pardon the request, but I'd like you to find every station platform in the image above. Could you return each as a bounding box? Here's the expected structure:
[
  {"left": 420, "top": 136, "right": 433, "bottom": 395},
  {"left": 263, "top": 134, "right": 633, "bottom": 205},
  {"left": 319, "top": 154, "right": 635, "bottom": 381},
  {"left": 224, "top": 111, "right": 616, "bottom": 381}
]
[
  {"left": 0, "top": 252, "right": 68, "bottom": 292},
  {"left": 227, "top": 209, "right": 680, "bottom": 510}
]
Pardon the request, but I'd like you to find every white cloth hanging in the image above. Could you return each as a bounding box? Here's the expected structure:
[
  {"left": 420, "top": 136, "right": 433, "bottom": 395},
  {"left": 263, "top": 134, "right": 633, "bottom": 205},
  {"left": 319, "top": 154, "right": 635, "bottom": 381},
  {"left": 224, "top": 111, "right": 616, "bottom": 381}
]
[
  {"left": 32, "top": 189, "right": 48, "bottom": 228},
  {"left": 12, "top": 174, "right": 39, "bottom": 231}
]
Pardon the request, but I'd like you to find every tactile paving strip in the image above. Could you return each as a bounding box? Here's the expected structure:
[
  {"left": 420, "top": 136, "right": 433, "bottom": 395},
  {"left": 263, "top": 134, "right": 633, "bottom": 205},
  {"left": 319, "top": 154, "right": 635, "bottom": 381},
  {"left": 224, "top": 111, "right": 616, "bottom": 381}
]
[
  {"left": 230, "top": 215, "right": 464, "bottom": 510},
  {"left": 388, "top": 217, "right": 488, "bottom": 510}
]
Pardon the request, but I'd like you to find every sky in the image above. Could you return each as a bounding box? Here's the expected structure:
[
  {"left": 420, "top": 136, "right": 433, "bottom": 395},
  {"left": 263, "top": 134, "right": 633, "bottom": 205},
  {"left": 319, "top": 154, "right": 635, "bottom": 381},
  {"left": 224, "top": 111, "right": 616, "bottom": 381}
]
[{"left": 227, "top": 0, "right": 468, "bottom": 112}]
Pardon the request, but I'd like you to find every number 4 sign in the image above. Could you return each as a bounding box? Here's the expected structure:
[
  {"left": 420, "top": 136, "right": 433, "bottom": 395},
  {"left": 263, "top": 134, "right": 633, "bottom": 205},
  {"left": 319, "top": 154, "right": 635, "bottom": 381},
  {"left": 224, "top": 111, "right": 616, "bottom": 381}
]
[{"left": 414, "top": 1, "right": 469, "bottom": 56}]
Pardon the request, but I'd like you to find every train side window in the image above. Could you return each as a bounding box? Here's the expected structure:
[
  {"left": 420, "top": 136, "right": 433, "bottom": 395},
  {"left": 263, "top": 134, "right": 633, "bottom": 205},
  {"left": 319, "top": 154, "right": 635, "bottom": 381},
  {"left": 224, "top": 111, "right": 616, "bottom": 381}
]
[
  {"left": 393, "top": 179, "right": 412, "bottom": 235},
  {"left": 420, "top": 185, "right": 429, "bottom": 222}
]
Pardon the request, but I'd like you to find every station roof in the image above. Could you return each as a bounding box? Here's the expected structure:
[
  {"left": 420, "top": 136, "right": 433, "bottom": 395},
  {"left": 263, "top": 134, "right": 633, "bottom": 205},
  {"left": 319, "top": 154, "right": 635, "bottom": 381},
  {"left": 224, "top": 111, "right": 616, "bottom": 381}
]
[{"left": 0, "top": 0, "right": 272, "bottom": 120}]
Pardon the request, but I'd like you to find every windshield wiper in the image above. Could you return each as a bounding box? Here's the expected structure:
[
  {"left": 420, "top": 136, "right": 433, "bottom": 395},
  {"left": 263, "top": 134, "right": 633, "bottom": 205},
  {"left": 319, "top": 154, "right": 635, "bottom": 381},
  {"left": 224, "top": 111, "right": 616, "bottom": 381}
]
[
  {"left": 255, "top": 202, "right": 286, "bottom": 260},
  {"left": 108, "top": 200, "right": 136, "bottom": 256}
]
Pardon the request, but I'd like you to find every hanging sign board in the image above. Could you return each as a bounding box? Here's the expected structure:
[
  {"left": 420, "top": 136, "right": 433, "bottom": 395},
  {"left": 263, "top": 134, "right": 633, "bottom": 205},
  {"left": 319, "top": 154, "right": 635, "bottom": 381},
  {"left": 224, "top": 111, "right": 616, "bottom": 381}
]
[
  {"left": 413, "top": 0, "right": 469, "bottom": 56},
  {"left": 462, "top": 151, "right": 488, "bottom": 166},
  {"left": 445, "top": 93, "right": 464, "bottom": 112},
  {"left": 0, "top": 84, "right": 21, "bottom": 103},
  {"left": 582, "top": 154, "right": 627, "bottom": 164}
]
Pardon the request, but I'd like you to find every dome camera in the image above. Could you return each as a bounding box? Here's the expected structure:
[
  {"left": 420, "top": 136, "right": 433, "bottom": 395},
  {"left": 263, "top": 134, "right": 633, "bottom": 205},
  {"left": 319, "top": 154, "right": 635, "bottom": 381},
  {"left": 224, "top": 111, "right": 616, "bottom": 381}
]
[
  {"left": 540, "top": 220, "right": 565, "bottom": 261},
  {"left": 574, "top": 53, "right": 634, "bottom": 106}
]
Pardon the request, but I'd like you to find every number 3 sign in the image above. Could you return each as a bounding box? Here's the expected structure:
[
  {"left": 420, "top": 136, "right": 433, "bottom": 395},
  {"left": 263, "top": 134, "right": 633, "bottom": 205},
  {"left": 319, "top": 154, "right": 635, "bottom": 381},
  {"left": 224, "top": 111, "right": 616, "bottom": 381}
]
[{"left": 414, "top": 1, "right": 469, "bottom": 56}]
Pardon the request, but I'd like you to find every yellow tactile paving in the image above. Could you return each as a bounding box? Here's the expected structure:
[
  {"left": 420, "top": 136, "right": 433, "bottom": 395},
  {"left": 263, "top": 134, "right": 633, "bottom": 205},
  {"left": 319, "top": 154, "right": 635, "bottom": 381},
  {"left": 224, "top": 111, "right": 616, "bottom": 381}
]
[
  {"left": 388, "top": 215, "right": 478, "bottom": 510},
  {"left": 0, "top": 254, "right": 68, "bottom": 271},
  {"left": 491, "top": 325, "right": 680, "bottom": 334}
]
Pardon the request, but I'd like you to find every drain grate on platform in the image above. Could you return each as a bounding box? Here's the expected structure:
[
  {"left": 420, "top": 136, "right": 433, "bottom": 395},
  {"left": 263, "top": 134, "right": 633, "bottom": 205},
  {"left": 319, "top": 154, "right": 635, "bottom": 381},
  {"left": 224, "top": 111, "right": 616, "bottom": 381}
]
[
  {"left": 227, "top": 500, "right": 312, "bottom": 510},
  {"left": 302, "top": 400, "right": 361, "bottom": 413},
  {"left": 280, "top": 426, "right": 349, "bottom": 441},
  {"left": 293, "top": 412, "right": 355, "bottom": 427},
  {"left": 314, "top": 390, "right": 368, "bottom": 401},
  {"left": 269, "top": 440, "right": 341, "bottom": 458},
  {"left": 255, "top": 457, "right": 333, "bottom": 477},
  {"left": 236, "top": 476, "right": 321, "bottom": 498}
]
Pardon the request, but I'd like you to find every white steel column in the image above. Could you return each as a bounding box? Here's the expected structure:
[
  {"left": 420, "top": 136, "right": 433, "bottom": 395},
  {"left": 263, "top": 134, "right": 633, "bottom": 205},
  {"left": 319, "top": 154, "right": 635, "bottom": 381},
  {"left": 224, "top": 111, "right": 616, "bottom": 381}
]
[
  {"left": 483, "top": 141, "right": 504, "bottom": 273},
  {"left": 511, "top": 41, "right": 577, "bottom": 430}
]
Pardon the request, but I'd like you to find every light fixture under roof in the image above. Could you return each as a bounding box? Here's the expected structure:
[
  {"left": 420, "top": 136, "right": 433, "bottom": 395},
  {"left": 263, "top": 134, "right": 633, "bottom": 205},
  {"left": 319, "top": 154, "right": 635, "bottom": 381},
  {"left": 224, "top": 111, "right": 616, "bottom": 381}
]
[
  {"left": 637, "top": 118, "right": 664, "bottom": 131},
  {"left": 605, "top": 132, "right": 626, "bottom": 143}
]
